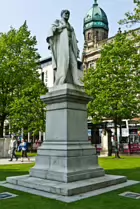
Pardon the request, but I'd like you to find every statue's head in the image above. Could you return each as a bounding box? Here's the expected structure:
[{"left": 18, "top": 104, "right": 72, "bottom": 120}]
[{"left": 61, "top": 10, "right": 70, "bottom": 21}]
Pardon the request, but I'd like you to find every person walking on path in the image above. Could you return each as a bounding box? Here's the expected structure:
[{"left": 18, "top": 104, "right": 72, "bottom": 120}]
[
  {"left": 19, "top": 139, "right": 30, "bottom": 162},
  {"left": 9, "top": 137, "right": 18, "bottom": 161}
]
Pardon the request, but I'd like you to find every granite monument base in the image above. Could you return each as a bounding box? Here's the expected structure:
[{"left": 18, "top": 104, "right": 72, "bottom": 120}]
[
  {"left": 30, "top": 84, "right": 105, "bottom": 182},
  {"left": 6, "top": 84, "right": 127, "bottom": 200},
  {"left": 6, "top": 174, "right": 127, "bottom": 196}
]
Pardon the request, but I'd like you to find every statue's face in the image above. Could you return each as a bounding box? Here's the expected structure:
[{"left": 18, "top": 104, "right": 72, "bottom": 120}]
[{"left": 62, "top": 10, "right": 70, "bottom": 21}]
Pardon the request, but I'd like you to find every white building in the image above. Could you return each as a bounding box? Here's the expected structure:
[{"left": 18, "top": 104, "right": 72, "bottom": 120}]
[{"left": 38, "top": 56, "right": 84, "bottom": 88}]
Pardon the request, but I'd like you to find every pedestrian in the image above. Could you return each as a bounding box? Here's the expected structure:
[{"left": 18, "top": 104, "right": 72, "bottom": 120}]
[
  {"left": 8, "top": 137, "right": 18, "bottom": 161},
  {"left": 19, "top": 139, "right": 30, "bottom": 162}
]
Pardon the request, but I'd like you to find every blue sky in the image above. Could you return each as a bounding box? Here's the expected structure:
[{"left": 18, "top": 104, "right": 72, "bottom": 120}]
[{"left": 0, "top": 0, "right": 136, "bottom": 59}]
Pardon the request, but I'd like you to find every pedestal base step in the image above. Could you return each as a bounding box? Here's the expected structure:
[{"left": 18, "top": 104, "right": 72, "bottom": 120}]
[{"left": 6, "top": 174, "right": 127, "bottom": 196}]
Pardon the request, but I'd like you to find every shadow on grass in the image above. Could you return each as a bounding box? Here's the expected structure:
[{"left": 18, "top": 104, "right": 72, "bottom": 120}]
[
  {"left": 0, "top": 167, "right": 140, "bottom": 182},
  {"left": 105, "top": 167, "right": 140, "bottom": 181},
  {"left": 0, "top": 170, "right": 29, "bottom": 181},
  {"left": 0, "top": 164, "right": 34, "bottom": 181}
]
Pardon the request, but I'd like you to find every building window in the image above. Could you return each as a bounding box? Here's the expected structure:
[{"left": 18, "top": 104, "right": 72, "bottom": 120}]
[
  {"left": 45, "top": 71, "right": 48, "bottom": 85},
  {"left": 88, "top": 32, "right": 91, "bottom": 40},
  {"left": 89, "top": 62, "right": 95, "bottom": 68},
  {"left": 41, "top": 72, "right": 44, "bottom": 83},
  {"left": 96, "top": 31, "right": 99, "bottom": 41},
  {"left": 104, "top": 32, "right": 106, "bottom": 39}
]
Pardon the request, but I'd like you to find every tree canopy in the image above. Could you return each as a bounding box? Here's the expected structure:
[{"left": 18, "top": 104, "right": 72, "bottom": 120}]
[
  {"left": 83, "top": 32, "right": 140, "bottom": 137},
  {"left": 10, "top": 81, "right": 47, "bottom": 136},
  {"left": 0, "top": 21, "right": 47, "bottom": 137},
  {"left": 119, "top": 0, "right": 140, "bottom": 26}
]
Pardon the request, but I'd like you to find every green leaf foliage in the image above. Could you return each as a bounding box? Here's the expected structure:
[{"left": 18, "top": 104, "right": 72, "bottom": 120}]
[
  {"left": 0, "top": 21, "right": 47, "bottom": 136},
  {"left": 10, "top": 81, "right": 47, "bottom": 135},
  {"left": 83, "top": 32, "right": 140, "bottom": 130},
  {"left": 119, "top": 0, "right": 140, "bottom": 26}
]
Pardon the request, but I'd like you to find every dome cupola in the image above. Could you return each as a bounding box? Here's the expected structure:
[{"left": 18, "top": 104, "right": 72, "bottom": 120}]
[{"left": 84, "top": 0, "right": 109, "bottom": 34}]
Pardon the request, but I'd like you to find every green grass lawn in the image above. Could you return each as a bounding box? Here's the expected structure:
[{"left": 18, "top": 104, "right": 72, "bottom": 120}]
[{"left": 0, "top": 156, "right": 140, "bottom": 209}]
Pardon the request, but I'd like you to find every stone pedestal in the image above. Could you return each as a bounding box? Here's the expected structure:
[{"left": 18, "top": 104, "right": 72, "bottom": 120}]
[
  {"left": 30, "top": 84, "right": 105, "bottom": 182},
  {"left": 6, "top": 84, "right": 127, "bottom": 200}
]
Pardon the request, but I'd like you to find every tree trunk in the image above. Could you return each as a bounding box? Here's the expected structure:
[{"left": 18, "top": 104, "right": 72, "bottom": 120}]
[
  {"left": 114, "top": 121, "right": 117, "bottom": 138},
  {"left": 119, "top": 122, "right": 122, "bottom": 143},
  {"left": 108, "top": 130, "right": 112, "bottom": 156},
  {"left": 114, "top": 120, "right": 120, "bottom": 158},
  {"left": 0, "top": 120, "right": 4, "bottom": 138}
]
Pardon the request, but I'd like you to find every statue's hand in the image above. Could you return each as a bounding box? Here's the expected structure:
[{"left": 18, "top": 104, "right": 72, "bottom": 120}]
[
  {"left": 52, "top": 21, "right": 67, "bottom": 34},
  {"left": 61, "top": 24, "right": 67, "bottom": 29},
  {"left": 52, "top": 25, "right": 66, "bottom": 33},
  {"left": 59, "top": 25, "right": 67, "bottom": 31}
]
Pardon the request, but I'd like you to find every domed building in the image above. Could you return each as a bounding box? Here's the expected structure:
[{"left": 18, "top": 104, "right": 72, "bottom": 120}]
[
  {"left": 83, "top": 1, "right": 140, "bottom": 154},
  {"left": 82, "top": 0, "right": 109, "bottom": 69}
]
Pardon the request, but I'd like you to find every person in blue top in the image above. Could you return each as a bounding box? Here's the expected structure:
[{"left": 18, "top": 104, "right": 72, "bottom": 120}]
[{"left": 19, "top": 139, "right": 30, "bottom": 162}]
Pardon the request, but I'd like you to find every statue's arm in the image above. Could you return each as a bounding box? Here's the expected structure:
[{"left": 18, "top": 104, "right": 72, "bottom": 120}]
[
  {"left": 52, "top": 20, "right": 66, "bottom": 33},
  {"left": 46, "top": 20, "right": 59, "bottom": 49},
  {"left": 72, "top": 28, "right": 80, "bottom": 58},
  {"left": 46, "top": 20, "right": 66, "bottom": 44}
]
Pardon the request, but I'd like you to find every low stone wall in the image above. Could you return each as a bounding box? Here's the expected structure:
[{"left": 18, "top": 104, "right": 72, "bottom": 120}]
[{"left": 0, "top": 138, "right": 11, "bottom": 158}]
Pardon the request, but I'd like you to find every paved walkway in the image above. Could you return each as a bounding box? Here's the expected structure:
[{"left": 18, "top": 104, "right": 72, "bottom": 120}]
[
  {"left": 0, "top": 155, "right": 108, "bottom": 165},
  {"left": 0, "top": 157, "right": 35, "bottom": 165}
]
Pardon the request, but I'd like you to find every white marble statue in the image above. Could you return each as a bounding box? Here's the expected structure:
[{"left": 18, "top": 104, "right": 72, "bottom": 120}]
[{"left": 46, "top": 10, "right": 82, "bottom": 86}]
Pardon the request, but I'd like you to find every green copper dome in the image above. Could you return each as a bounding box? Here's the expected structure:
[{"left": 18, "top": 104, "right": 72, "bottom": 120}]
[{"left": 84, "top": 0, "right": 109, "bottom": 33}]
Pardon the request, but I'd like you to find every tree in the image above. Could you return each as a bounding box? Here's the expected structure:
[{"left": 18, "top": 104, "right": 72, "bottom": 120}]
[
  {"left": 9, "top": 81, "right": 47, "bottom": 136},
  {"left": 0, "top": 21, "right": 47, "bottom": 137},
  {"left": 119, "top": 0, "right": 140, "bottom": 144},
  {"left": 83, "top": 32, "right": 140, "bottom": 145},
  {"left": 119, "top": 0, "right": 140, "bottom": 26}
]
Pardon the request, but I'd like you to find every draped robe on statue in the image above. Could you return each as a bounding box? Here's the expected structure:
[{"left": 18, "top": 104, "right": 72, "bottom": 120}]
[{"left": 46, "top": 19, "right": 81, "bottom": 85}]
